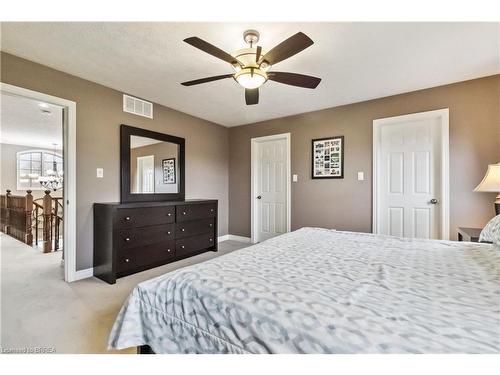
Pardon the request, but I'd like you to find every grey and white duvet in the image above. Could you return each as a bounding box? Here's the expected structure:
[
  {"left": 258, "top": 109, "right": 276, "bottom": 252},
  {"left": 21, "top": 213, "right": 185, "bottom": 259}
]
[{"left": 108, "top": 227, "right": 500, "bottom": 353}]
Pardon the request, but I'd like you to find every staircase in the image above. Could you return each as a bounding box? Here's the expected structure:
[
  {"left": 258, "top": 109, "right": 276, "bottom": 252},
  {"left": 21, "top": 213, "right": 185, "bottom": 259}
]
[{"left": 0, "top": 189, "right": 63, "bottom": 253}]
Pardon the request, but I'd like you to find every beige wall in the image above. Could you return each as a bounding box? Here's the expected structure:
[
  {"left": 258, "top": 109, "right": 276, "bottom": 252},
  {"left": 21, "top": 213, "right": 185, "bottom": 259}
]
[
  {"left": 0, "top": 143, "right": 63, "bottom": 199},
  {"left": 2, "top": 51, "right": 498, "bottom": 271},
  {"left": 228, "top": 75, "right": 500, "bottom": 239},
  {"left": 1, "top": 52, "right": 229, "bottom": 270}
]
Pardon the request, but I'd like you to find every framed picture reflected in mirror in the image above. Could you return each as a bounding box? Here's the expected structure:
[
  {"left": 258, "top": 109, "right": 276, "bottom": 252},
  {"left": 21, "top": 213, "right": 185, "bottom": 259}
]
[{"left": 162, "top": 158, "right": 176, "bottom": 184}]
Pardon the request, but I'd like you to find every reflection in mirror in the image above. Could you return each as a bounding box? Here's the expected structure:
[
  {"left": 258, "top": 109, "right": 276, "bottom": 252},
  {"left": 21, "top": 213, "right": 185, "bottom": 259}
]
[{"left": 130, "top": 135, "right": 180, "bottom": 194}]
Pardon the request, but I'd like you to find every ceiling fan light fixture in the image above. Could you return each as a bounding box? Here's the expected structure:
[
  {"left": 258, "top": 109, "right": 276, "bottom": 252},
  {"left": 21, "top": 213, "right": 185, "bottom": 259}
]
[{"left": 234, "top": 68, "right": 267, "bottom": 89}]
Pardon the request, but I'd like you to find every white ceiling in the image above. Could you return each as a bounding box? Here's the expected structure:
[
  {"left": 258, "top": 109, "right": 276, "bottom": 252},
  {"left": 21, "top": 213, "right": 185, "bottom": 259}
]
[
  {"left": 0, "top": 92, "right": 63, "bottom": 149},
  {"left": 1, "top": 22, "right": 499, "bottom": 127}
]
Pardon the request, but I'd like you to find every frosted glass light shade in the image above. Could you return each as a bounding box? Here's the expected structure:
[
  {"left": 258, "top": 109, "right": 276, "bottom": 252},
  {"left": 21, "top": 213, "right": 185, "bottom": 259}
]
[{"left": 234, "top": 68, "right": 267, "bottom": 89}]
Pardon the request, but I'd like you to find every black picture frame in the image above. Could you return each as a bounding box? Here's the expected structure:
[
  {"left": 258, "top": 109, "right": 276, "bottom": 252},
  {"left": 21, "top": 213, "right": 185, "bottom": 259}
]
[
  {"left": 311, "top": 136, "right": 344, "bottom": 179},
  {"left": 120, "top": 124, "right": 185, "bottom": 203},
  {"left": 162, "top": 158, "right": 176, "bottom": 184}
]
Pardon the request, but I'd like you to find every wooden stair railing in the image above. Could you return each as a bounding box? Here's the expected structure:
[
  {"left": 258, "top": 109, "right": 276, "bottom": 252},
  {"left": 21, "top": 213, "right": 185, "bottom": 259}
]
[
  {"left": 0, "top": 189, "right": 33, "bottom": 245},
  {"left": 33, "top": 190, "right": 63, "bottom": 252},
  {"left": 1, "top": 189, "right": 63, "bottom": 253}
]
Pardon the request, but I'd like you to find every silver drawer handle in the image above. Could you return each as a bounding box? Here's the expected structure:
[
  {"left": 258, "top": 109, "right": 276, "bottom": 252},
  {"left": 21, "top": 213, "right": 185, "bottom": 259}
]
[
  {"left": 167, "top": 213, "right": 172, "bottom": 217},
  {"left": 125, "top": 258, "right": 130, "bottom": 263},
  {"left": 167, "top": 231, "right": 171, "bottom": 235},
  {"left": 125, "top": 237, "right": 130, "bottom": 242},
  {"left": 210, "top": 209, "right": 214, "bottom": 212},
  {"left": 181, "top": 228, "right": 185, "bottom": 232},
  {"left": 209, "top": 223, "right": 213, "bottom": 227},
  {"left": 182, "top": 211, "right": 186, "bottom": 215},
  {"left": 209, "top": 238, "right": 213, "bottom": 242},
  {"left": 125, "top": 216, "right": 130, "bottom": 221},
  {"left": 167, "top": 249, "right": 171, "bottom": 253},
  {"left": 181, "top": 245, "right": 185, "bottom": 249}
]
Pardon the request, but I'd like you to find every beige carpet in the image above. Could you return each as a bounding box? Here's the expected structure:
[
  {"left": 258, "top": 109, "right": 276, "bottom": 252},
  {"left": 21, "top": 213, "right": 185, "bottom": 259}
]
[{"left": 0, "top": 233, "right": 249, "bottom": 354}]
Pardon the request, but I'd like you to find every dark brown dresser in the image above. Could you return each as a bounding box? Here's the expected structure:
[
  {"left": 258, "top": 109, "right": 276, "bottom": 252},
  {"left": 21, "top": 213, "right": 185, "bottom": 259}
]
[{"left": 93, "top": 199, "right": 217, "bottom": 284}]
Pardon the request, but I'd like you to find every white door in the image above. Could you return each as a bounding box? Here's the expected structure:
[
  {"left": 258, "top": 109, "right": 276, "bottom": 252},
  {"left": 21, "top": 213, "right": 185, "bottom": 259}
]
[
  {"left": 374, "top": 109, "right": 449, "bottom": 239},
  {"left": 137, "top": 155, "right": 154, "bottom": 193},
  {"left": 251, "top": 134, "right": 291, "bottom": 243}
]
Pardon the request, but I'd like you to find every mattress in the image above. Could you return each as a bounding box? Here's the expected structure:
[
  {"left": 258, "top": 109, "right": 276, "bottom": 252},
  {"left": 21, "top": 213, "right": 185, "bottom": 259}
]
[{"left": 108, "top": 227, "right": 500, "bottom": 353}]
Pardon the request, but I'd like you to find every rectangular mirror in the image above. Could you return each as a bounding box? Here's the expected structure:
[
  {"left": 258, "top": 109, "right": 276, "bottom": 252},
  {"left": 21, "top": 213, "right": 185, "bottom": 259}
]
[
  {"left": 121, "top": 125, "right": 185, "bottom": 203},
  {"left": 130, "top": 135, "right": 180, "bottom": 194}
]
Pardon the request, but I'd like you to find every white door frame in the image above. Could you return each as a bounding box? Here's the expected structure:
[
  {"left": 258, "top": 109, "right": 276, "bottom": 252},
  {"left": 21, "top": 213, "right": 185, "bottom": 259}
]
[
  {"left": 372, "top": 108, "right": 450, "bottom": 240},
  {"left": 1, "top": 82, "right": 77, "bottom": 282},
  {"left": 251, "top": 133, "right": 291, "bottom": 244}
]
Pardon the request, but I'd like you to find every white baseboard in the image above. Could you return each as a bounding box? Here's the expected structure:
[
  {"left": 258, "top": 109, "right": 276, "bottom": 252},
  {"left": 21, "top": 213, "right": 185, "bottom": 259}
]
[
  {"left": 221, "top": 234, "right": 252, "bottom": 243},
  {"left": 218, "top": 234, "right": 230, "bottom": 242},
  {"left": 73, "top": 268, "right": 94, "bottom": 281}
]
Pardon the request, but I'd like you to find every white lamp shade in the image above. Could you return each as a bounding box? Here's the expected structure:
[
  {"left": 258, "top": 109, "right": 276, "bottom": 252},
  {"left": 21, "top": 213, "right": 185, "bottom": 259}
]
[{"left": 474, "top": 163, "right": 500, "bottom": 192}]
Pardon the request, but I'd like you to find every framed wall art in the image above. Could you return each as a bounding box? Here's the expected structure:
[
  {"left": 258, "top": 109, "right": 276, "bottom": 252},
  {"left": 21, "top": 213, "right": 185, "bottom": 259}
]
[
  {"left": 162, "top": 158, "right": 176, "bottom": 184},
  {"left": 311, "top": 136, "right": 344, "bottom": 179}
]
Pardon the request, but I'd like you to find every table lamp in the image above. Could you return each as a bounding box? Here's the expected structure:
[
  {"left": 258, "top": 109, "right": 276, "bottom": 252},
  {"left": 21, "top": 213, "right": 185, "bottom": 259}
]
[{"left": 474, "top": 163, "right": 500, "bottom": 215}]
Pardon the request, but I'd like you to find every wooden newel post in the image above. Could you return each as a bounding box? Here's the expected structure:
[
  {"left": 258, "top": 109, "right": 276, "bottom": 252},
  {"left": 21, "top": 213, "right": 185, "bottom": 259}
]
[
  {"left": 5, "top": 189, "right": 12, "bottom": 234},
  {"left": 42, "top": 190, "right": 53, "bottom": 253},
  {"left": 25, "top": 190, "right": 33, "bottom": 245}
]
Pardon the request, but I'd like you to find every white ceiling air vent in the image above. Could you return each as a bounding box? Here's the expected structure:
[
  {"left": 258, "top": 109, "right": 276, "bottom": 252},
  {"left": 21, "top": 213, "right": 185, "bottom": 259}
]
[{"left": 123, "top": 94, "right": 153, "bottom": 119}]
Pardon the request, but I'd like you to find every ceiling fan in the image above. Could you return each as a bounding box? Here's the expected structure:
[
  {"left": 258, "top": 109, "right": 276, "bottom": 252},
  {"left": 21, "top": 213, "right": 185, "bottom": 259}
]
[{"left": 181, "top": 30, "right": 321, "bottom": 105}]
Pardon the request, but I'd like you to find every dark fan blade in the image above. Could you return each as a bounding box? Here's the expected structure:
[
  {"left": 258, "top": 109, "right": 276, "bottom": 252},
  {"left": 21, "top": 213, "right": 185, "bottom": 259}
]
[
  {"left": 260, "top": 32, "right": 314, "bottom": 66},
  {"left": 256, "top": 46, "right": 262, "bottom": 63},
  {"left": 181, "top": 74, "right": 233, "bottom": 86},
  {"left": 245, "top": 88, "right": 259, "bottom": 105},
  {"left": 268, "top": 72, "right": 321, "bottom": 89},
  {"left": 184, "top": 37, "right": 240, "bottom": 66}
]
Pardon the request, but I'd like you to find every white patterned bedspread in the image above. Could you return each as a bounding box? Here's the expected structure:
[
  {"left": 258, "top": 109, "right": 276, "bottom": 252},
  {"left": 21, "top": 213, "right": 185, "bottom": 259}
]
[{"left": 108, "top": 227, "right": 500, "bottom": 353}]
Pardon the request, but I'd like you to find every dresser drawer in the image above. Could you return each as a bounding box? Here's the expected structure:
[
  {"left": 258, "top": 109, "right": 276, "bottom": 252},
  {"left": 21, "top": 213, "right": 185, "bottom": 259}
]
[
  {"left": 176, "top": 203, "right": 216, "bottom": 222},
  {"left": 117, "top": 224, "right": 175, "bottom": 250},
  {"left": 176, "top": 233, "right": 215, "bottom": 257},
  {"left": 117, "top": 241, "right": 175, "bottom": 273},
  {"left": 115, "top": 206, "right": 175, "bottom": 228},
  {"left": 176, "top": 218, "right": 214, "bottom": 239}
]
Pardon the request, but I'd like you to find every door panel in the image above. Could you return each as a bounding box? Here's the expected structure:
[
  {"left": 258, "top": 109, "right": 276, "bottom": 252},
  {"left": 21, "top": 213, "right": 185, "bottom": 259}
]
[
  {"left": 254, "top": 137, "right": 288, "bottom": 242},
  {"left": 413, "top": 151, "right": 431, "bottom": 194},
  {"left": 377, "top": 116, "right": 442, "bottom": 239},
  {"left": 388, "top": 207, "right": 404, "bottom": 237},
  {"left": 413, "top": 208, "right": 431, "bottom": 239},
  {"left": 388, "top": 152, "right": 404, "bottom": 194}
]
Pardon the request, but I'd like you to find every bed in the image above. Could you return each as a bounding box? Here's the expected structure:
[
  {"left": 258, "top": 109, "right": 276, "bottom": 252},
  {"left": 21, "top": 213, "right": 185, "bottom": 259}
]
[{"left": 108, "top": 227, "right": 500, "bottom": 353}]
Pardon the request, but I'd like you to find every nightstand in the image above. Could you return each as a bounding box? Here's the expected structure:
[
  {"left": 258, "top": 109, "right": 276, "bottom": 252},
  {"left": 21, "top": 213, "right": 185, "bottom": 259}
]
[{"left": 457, "top": 227, "right": 482, "bottom": 242}]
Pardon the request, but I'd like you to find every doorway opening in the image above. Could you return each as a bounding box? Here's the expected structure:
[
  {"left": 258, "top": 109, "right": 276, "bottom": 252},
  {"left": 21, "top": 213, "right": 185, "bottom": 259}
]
[{"left": 0, "top": 83, "right": 77, "bottom": 281}]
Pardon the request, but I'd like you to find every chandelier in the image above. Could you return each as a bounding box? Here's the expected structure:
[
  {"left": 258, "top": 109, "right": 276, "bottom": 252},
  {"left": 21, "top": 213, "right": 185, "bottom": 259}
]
[{"left": 39, "top": 144, "right": 63, "bottom": 191}]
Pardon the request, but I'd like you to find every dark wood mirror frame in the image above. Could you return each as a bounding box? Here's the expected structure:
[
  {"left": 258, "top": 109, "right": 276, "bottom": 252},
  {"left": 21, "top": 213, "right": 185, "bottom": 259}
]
[{"left": 120, "top": 124, "right": 185, "bottom": 203}]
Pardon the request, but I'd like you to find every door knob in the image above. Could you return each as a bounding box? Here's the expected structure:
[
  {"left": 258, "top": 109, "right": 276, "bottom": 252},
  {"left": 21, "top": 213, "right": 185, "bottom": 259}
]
[
  {"left": 256, "top": 195, "right": 262, "bottom": 199},
  {"left": 429, "top": 198, "right": 438, "bottom": 204}
]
